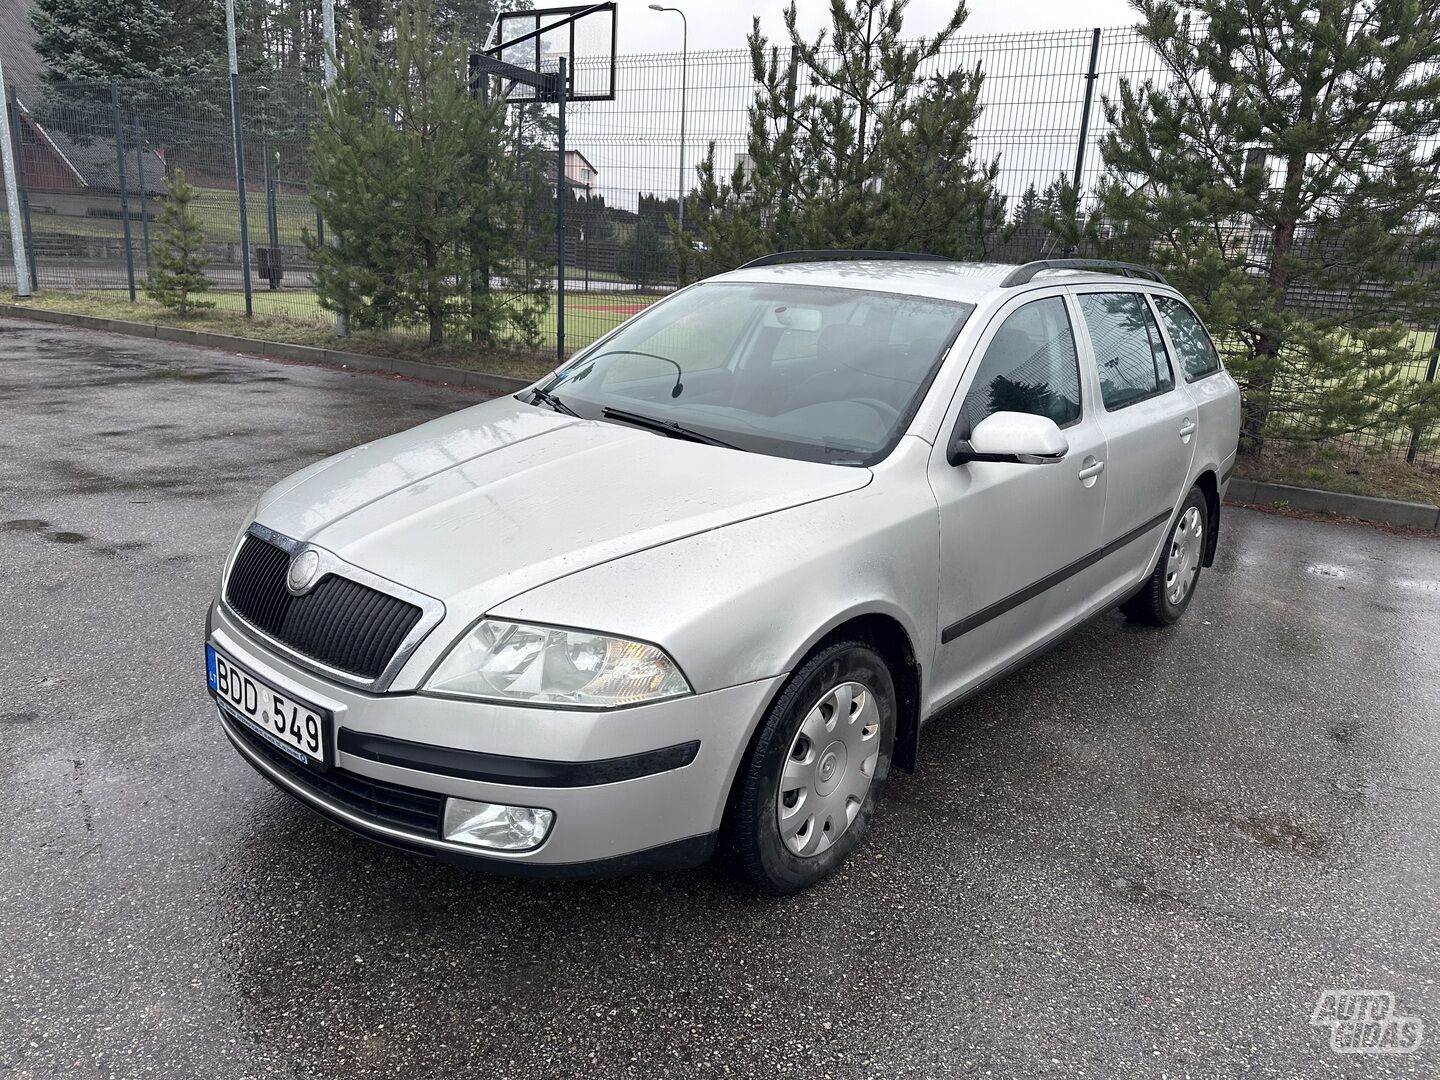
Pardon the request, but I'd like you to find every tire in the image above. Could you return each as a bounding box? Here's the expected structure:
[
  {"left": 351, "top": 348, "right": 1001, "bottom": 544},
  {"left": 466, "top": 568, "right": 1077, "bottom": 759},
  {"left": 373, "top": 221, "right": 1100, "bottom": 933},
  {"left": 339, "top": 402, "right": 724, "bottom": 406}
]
[
  {"left": 1122, "top": 485, "right": 1209, "bottom": 626},
  {"left": 728, "top": 641, "right": 897, "bottom": 895}
]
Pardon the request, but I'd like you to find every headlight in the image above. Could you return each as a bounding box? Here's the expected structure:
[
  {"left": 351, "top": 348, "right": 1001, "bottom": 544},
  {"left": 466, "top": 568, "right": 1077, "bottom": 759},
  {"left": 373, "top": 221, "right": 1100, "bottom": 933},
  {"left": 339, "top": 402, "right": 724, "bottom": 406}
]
[{"left": 424, "top": 620, "right": 691, "bottom": 708}]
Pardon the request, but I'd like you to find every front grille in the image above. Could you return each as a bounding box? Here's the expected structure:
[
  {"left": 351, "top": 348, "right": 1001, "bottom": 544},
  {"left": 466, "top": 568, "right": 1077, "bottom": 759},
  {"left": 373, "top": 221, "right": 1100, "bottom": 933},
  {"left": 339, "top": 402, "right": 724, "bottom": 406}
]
[
  {"left": 225, "top": 533, "right": 423, "bottom": 681},
  {"left": 227, "top": 710, "right": 444, "bottom": 835}
]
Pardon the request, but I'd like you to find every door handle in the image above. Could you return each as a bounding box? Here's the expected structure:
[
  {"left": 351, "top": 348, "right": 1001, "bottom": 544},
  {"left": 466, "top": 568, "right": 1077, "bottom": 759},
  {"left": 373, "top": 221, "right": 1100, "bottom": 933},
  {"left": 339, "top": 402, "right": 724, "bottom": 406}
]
[
  {"left": 1077, "top": 460, "right": 1105, "bottom": 480},
  {"left": 1179, "top": 418, "right": 1198, "bottom": 437}
]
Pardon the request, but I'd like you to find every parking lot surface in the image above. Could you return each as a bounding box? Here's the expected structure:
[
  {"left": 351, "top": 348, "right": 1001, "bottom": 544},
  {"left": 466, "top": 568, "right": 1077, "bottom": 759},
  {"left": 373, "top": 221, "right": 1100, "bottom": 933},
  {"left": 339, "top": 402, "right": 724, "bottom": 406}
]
[{"left": 1, "top": 318, "right": 1437, "bottom": 1079}]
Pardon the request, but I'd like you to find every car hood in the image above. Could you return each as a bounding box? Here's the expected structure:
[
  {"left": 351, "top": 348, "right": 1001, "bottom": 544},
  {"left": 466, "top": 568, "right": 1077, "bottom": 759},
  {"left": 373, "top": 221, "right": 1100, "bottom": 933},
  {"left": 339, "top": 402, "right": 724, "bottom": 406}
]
[{"left": 253, "top": 394, "right": 871, "bottom": 617}]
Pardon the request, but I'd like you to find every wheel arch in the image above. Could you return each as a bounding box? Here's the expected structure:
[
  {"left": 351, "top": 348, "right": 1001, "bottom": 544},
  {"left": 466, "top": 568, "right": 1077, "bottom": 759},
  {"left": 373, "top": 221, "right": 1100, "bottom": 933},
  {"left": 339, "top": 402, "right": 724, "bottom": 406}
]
[
  {"left": 777, "top": 607, "right": 924, "bottom": 774},
  {"left": 1193, "top": 468, "right": 1221, "bottom": 567}
]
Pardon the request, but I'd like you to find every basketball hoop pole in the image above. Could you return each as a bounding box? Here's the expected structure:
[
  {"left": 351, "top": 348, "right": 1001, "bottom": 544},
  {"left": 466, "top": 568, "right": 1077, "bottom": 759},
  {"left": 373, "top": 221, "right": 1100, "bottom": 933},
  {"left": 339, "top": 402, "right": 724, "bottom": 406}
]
[
  {"left": 478, "top": 2, "right": 618, "bottom": 359},
  {"left": 469, "top": 52, "right": 572, "bottom": 360}
]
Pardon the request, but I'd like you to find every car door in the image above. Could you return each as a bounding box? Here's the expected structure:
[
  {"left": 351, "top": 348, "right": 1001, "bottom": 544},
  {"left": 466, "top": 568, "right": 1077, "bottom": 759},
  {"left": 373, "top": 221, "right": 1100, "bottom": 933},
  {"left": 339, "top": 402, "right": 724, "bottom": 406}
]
[
  {"left": 1152, "top": 293, "right": 1243, "bottom": 481},
  {"left": 1071, "top": 288, "right": 1197, "bottom": 597},
  {"left": 927, "top": 291, "right": 1109, "bottom": 707}
]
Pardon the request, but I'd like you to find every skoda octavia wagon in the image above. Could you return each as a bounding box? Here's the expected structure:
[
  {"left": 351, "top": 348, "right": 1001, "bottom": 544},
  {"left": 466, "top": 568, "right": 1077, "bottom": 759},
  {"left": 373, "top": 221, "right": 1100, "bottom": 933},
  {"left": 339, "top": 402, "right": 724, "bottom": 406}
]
[{"left": 206, "top": 254, "right": 1241, "bottom": 893}]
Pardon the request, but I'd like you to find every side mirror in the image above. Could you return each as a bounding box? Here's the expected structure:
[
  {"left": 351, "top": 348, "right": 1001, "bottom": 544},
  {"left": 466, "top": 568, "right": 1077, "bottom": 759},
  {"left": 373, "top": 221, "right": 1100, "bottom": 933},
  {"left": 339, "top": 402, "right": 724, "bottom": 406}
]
[{"left": 948, "top": 411, "right": 1069, "bottom": 466}]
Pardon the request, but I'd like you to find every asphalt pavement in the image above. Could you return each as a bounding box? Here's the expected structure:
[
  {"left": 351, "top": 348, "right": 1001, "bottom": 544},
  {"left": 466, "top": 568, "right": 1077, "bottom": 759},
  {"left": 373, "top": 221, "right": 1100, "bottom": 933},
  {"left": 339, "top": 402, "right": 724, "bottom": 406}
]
[{"left": 1, "top": 317, "right": 1437, "bottom": 1080}]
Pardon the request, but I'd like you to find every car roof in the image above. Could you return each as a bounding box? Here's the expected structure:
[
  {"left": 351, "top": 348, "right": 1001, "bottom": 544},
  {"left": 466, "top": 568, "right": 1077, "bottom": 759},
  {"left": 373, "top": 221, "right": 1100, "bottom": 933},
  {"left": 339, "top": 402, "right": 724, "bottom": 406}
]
[{"left": 713, "top": 259, "right": 1175, "bottom": 306}]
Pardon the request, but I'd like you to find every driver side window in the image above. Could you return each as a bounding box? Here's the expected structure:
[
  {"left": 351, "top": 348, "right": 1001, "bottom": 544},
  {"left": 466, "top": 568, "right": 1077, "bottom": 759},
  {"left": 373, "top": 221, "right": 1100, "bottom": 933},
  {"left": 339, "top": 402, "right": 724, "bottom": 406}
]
[{"left": 960, "top": 297, "right": 1083, "bottom": 434}]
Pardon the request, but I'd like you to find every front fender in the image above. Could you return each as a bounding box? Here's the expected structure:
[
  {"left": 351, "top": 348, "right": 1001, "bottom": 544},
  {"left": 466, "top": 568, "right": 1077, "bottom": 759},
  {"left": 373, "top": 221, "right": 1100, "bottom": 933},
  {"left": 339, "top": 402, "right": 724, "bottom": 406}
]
[{"left": 489, "top": 450, "right": 939, "bottom": 702}]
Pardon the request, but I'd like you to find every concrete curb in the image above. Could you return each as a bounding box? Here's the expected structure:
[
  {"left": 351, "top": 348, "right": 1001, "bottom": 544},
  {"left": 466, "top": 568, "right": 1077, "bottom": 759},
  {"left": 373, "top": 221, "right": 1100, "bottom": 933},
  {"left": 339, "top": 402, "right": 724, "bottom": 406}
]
[
  {"left": 1226, "top": 477, "right": 1440, "bottom": 531},
  {"left": 0, "top": 303, "right": 532, "bottom": 395}
]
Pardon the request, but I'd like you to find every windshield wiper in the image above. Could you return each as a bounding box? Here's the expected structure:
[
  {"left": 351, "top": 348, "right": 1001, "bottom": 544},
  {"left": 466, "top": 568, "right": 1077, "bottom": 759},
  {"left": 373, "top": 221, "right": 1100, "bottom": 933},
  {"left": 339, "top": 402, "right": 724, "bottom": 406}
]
[
  {"left": 528, "top": 387, "right": 580, "bottom": 417},
  {"left": 600, "top": 407, "right": 745, "bottom": 451}
]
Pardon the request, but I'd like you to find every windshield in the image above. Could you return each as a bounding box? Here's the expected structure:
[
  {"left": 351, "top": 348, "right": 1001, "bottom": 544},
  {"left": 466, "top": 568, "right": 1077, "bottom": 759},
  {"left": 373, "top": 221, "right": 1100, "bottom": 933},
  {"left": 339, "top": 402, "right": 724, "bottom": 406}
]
[{"left": 535, "top": 281, "right": 974, "bottom": 465}]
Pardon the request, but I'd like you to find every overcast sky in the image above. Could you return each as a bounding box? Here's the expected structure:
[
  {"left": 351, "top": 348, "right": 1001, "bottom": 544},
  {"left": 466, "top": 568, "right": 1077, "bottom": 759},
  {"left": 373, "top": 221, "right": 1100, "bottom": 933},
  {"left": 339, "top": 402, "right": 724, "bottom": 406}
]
[
  {"left": 614, "top": 0, "right": 1141, "bottom": 56},
  {"left": 544, "top": 0, "right": 1150, "bottom": 213}
]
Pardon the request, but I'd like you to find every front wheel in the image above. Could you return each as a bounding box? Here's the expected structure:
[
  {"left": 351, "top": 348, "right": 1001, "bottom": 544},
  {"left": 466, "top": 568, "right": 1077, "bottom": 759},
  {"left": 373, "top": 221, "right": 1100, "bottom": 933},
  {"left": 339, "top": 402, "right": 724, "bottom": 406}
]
[
  {"left": 1122, "top": 485, "right": 1208, "bottom": 626},
  {"left": 728, "top": 641, "right": 896, "bottom": 894}
]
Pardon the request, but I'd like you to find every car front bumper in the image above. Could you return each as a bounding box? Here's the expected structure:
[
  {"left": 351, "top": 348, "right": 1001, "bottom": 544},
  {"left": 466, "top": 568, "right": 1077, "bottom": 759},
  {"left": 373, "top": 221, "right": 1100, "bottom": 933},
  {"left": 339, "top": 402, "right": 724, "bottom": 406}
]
[{"left": 207, "top": 601, "right": 783, "bottom": 875}]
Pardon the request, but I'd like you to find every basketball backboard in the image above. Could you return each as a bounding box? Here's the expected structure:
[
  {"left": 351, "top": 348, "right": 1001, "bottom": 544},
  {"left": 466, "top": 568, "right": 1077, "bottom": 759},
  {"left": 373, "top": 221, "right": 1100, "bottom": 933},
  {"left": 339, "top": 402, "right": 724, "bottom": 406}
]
[{"left": 491, "top": 2, "right": 617, "bottom": 103}]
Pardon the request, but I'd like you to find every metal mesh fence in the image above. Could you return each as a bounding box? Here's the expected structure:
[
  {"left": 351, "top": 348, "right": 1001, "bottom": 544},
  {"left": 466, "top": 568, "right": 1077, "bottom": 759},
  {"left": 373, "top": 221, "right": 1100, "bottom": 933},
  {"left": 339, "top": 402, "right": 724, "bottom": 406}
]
[{"left": 0, "top": 25, "right": 1436, "bottom": 465}]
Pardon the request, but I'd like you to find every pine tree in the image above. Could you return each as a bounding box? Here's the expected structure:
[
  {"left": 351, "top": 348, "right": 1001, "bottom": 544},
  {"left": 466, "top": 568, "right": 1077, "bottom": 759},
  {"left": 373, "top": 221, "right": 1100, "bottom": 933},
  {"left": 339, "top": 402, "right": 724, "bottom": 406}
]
[
  {"left": 1099, "top": 0, "right": 1440, "bottom": 455},
  {"left": 681, "top": 148, "right": 768, "bottom": 280},
  {"left": 619, "top": 219, "right": 674, "bottom": 292},
  {"left": 307, "top": 0, "right": 548, "bottom": 346},
  {"left": 144, "top": 169, "right": 215, "bottom": 315},
  {"left": 240, "top": 0, "right": 503, "bottom": 80},
  {"left": 1014, "top": 183, "right": 1042, "bottom": 226},
  {"left": 568, "top": 191, "right": 616, "bottom": 281},
  {"left": 682, "top": 0, "right": 1001, "bottom": 273},
  {"left": 31, "top": 0, "right": 224, "bottom": 81}
]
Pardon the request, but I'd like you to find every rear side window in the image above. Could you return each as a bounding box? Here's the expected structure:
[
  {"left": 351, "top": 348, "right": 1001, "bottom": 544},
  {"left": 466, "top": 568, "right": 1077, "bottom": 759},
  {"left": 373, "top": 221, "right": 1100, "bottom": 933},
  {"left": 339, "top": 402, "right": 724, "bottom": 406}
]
[
  {"left": 960, "top": 296, "right": 1082, "bottom": 432},
  {"left": 1078, "top": 292, "right": 1175, "bottom": 410},
  {"left": 1154, "top": 296, "right": 1222, "bottom": 380}
]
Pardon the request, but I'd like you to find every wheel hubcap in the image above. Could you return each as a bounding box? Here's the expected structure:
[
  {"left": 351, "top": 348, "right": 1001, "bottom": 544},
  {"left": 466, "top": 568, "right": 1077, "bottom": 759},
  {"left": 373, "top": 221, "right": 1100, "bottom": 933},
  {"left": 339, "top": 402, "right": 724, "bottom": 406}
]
[
  {"left": 777, "top": 681, "right": 880, "bottom": 857},
  {"left": 1165, "top": 506, "right": 1204, "bottom": 606}
]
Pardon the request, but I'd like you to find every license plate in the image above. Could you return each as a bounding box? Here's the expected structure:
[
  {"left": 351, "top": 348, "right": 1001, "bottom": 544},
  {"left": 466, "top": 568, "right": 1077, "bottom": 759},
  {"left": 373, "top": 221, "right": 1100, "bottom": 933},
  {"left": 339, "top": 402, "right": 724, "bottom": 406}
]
[{"left": 207, "top": 644, "right": 330, "bottom": 767}]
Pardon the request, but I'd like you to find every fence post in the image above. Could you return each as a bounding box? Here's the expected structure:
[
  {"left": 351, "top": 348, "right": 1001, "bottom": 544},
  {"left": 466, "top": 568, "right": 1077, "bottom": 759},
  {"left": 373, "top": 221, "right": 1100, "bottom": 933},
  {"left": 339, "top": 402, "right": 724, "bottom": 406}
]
[
  {"left": 321, "top": 0, "right": 345, "bottom": 335},
  {"left": 6, "top": 85, "right": 35, "bottom": 291},
  {"left": 261, "top": 131, "right": 280, "bottom": 289},
  {"left": 555, "top": 56, "right": 567, "bottom": 362},
  {"left": 1068, "top": 26, "right": 1103, "bottom": 257},
  {"left": 110, "top": 84, "right": 137, "bottom": 302},
  {"left": 1406, "top": 322, "right": 1440, "bottom": 465},
  {"left": 0, "top": 56, "right": 32, "bottom": 296},
  {"left": 132, "top": 107, "right": 150, "bottom": 271},
  {"left": 229, "top": 73, "right": 253, "bottom": 316}
]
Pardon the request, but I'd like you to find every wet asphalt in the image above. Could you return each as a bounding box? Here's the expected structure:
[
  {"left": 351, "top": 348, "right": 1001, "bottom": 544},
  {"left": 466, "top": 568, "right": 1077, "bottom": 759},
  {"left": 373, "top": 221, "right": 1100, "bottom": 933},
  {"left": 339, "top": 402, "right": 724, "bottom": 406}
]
[{"left": 1, "top": 317, "right": 1438, "bottom": 1080}]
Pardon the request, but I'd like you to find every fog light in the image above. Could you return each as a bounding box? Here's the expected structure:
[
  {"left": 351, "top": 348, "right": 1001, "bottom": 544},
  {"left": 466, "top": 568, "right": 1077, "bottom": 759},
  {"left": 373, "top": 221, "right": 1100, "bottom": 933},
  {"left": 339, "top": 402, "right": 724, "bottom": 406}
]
[{"left": 443, "top": 798, "right": 554, "bottom": 852}]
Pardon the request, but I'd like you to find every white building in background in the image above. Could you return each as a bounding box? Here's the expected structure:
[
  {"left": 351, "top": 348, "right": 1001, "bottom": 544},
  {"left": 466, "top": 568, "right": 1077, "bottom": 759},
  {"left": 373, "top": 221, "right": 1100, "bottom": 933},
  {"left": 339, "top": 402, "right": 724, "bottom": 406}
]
[{"left": 564, "top": 150, "right": 598, "bottom": 192}]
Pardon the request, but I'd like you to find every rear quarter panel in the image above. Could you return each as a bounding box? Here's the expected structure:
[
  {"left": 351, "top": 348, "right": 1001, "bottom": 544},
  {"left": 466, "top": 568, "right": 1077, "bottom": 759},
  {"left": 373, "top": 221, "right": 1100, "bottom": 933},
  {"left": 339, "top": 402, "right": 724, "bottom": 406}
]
[{"left": 1184, "top": 367, "right": 1243, "bottom": 492}]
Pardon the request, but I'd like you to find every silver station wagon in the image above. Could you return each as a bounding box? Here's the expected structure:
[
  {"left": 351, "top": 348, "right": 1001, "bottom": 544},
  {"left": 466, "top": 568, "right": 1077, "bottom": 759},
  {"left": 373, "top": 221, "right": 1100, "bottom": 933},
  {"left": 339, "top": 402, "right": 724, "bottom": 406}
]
[{"left": 206, "top": 254, "right": 1241, "bottom": 893}]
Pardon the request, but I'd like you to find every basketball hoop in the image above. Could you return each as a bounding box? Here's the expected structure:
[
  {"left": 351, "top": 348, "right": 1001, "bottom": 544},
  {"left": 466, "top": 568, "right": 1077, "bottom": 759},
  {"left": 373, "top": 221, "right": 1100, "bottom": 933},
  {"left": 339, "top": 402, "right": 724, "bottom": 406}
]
[
  {"left": 477, "top": 2, "right": 617, "bottom": 104},
  {"left": 470, "top": 3, "right": 617, "bottom": 364}
]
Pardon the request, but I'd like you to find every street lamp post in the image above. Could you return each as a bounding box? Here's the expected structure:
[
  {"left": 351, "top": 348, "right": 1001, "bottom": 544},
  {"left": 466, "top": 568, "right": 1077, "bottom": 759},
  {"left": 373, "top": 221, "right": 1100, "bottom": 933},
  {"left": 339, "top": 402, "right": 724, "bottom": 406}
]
[{"left": 648, "top": 4, "right": 687, "bottom": 233}]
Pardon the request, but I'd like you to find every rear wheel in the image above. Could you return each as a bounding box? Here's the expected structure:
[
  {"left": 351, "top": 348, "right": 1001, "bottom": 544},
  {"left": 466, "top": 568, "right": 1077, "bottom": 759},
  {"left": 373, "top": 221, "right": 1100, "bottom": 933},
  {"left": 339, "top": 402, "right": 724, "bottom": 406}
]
[
  {"left": 728, "top": 641, "right": 896, "bottom": 894},
  {"left": 1122, "top": 485, "right": 1208, "bottom": 626}
]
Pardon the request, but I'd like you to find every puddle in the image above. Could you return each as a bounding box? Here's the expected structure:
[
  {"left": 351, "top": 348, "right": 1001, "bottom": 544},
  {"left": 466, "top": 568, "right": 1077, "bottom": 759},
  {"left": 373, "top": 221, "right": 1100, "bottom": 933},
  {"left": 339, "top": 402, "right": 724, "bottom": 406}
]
[
  {"left": 1170, "top": 797, "right": 1328, "bottom": 859},
  {"left": 1329, "top": 777, "right": 1373, "bottom": 799},
  {"left": 0, "top": 711, "right": 39, "bottom": 725},
  {"left": 1108, "top": 876, "right": 1181, "bottom": 905},
  {"left": 142, "top": 368, "right": 237, "bottom": 383},
  {"left": 1305, "top": 564, "right": 1347, "bottom": 578},
  {"left": 47, "top": 462, "right": 194, "bottom": 496},
  {"left": 2, "top": 519, "right": 91, "bottom": 545},
  {"left": 1231, "top": 815, "right": 1325, "bottom": 857},
  {"left": 1395, "top": 578, "right": 1440, "bottom": 593}
]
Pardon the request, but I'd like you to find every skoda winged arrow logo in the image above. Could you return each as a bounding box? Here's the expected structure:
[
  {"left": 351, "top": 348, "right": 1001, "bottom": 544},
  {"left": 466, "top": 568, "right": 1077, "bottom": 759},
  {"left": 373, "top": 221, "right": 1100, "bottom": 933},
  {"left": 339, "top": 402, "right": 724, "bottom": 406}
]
[{"left": 285, "top": 549, "right": 321, "bottom": 596}]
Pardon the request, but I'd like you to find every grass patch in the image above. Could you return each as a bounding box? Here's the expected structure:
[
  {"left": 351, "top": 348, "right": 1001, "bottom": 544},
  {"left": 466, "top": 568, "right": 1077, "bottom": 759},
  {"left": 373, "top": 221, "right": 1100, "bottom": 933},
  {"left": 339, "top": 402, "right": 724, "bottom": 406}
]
[
  {"left": 4, "top": 290, "right": 563, "bottom": 383},
  {"left": 22, "top": 188, "right": 318, "bottom": 245},
  {"left": 9, "top": 281, "right": 661, "bottom": 353},
  {"left": 1236, "top": 440, "right": 1440, "bottom": 504}
]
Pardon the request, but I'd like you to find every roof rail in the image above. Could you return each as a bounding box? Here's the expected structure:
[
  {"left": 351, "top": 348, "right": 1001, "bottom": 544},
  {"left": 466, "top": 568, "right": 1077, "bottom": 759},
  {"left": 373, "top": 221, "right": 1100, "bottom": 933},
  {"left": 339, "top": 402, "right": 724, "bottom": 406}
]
[
  {"left": 737, "top": 249, "right": 953, "bottom": 270},
  {"left": 999, "top": 259, "right": 1169, "bottom": 288}
]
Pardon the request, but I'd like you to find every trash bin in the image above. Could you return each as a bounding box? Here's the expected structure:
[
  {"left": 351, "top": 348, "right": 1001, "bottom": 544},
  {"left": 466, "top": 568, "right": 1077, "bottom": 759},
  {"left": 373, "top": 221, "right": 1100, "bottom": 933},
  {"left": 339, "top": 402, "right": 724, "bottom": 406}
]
[{"left": 255, "top": 246, "right": 284, "bottom": 287}]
